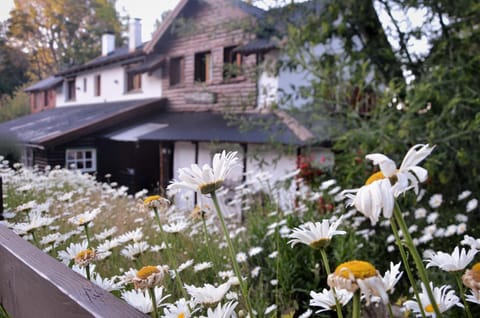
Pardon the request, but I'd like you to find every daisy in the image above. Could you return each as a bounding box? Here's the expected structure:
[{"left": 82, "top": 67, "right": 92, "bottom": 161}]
[
  {"left": 184, "top": 282, "right": 231, "bottom": 305},
  {"left": 288, "top": 217, "right": 346, "bottom": 249},
  {"left": 425, "top": 246, "right": 477, "bottom": 272},
  {"left": 12, "top": 211, "right": 57, "bottom": 235},
  {"left": 458, "top": 190, "right": 472, "bottom": 201},
  {"left": 248, "top": 246, "right": 263, "bottom": 257},
  {"left": 178, "top": 259, "right": 195, "bottom": 272},
  {"left": 121, "top": 241, "right": 150, "bottom": 260},
  {"left": 382, "top": 262, "right": 403, "bottom": 293},
  {"left": 343, "top": 144, "right": 434, "bottom": 225},
  {"left": 163, "top": 219, "right": 190, "bottom": 234},
  {"left": 143, "top": 195, "right": 170, "bottom": 211},
  {"left": 327, "top": 260, "right": 389, "bottom": 304},
  {"left": 163, "top": 298, "right": 196, "bottom": 318},
  {"left": 194, "top": 262, "right": 213, "bottom": 272},
  {"left": 200, "top": 300, "right": 237, "bottom": 318},
  {"left": 466, "top": 198, "right": 478, "bottom": 212},
  {"left": 264, "top": 304, "right": 277, "bottom": 315},
  {"left": 168, "top": 151, "right": 239, "bottom": 194},
  {"left": 461, "top": 235, "right": 480, "bottom": 250},
  {"left": 74, "top": 248, "right": 97, "bottom": 267},
  {"left": 428, "top": 194, "right": 443, "bottom": 209},
  {"left": 57, "top": 240, "right": 89, "bottom": 265},
  {"left": 94, "top": 226, "right": 118, "bottom": 241},
  {"left": 309, "top": 288, "right": 353, "bottom": 313},
  {"left": 68, "top": 208, "right": 101, "bottom": 226},
  {"left": 117, "top": 228, "right": 144, "bottom": 243},
  {"left": 465, "top": 290, "right": 480, "bottom": 305},
  {"left": 132, "top": 265, "right": 170, "bottom": 290},
  {"left": 121, "top": 286, "right": 170, "bottom": 314},
  {"left": 90, "top": 272, "right": 123, "bottom": 292},
  {"left": 404, "top": 283, "right": 461, "bottom": 316}
]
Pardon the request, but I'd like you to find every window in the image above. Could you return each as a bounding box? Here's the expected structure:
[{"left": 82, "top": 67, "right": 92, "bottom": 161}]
[
  {"left": 127, "top": 72, "right": 142, "bottom": 92},
  {"left": 22, "top": 147, "right": 34, "bottom": 167},
  {"left": 65, "top": 148, "right": 97, "bottom": 173},
  {"left": 169, "top": 56, "right": 185, "bottom": 86},
  {"left": 66, "top": 78, "right": 76, "bottom": 101},
  {"left": 94, "top": 75, "right": 101, "bottom": 96},
  {"left": 223, "top": 46, "right": 242, "bottom": 79},
  {"left": 194, "top": 51, "right": 212, "bottom": 83}
]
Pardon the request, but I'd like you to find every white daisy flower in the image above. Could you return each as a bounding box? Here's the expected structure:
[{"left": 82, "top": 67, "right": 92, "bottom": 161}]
[
  {"left": 184, "top": 282, "right": 231, "bottom": 305},
  {"left": 458, "top": 190, "right": 472, "bottom": 201},
  {"left": 120, "top": 241, "right": 150, "bottom": 260},
  {"left": 327, "top": 260, "right": 389, "bottom": 304},
  {"left": 200, "top": 300, "right": 237, "bottom": 318},
  {"left": 235, "top": 252, "right": 247, "bottom": 263},
  {"left": 465, "top": 290, "right": 480, "bottom": 305},
  {"left": 163, "top": 219, "right": 190, "bottom": 233},
  {"left": 117, "top": 227, "right": 144, "bottom": 243},
  {"left": 466, "top": 198, "right": 478, "bottom": 212},
  {"left": 309, "top": 288, "right": 353, "bottom": 313},
  {"left": 178, "top": 259, "right": 195, "bottom": 272},
  {"left": 13, "top": 211, "right": 57, "bottom": 235},
  {"left": 264, "top": 304, "right": 277, "bottom": 315},
  {"left": 68, "top": 208, "right": 101, "bottom": 226},
  {"left": 429, "top": 194, "right": 443, "bottom": 209},
  {"left": 95, "top": 226, "right": 118, "bottom": 241},
  {"left": 288, "top": 217, "right": 346, "bottom": 249},
  {"left": 461, "top": 235, "right": 480, "bottom": 250},
  {"left": 163, "top": 298, "right": 196, "bottom": 318},
  {"left": 248, "top": 246, "right": 263, "bottom": 257},
  {"left": 121, "top": 286, "right": 169, "bottom": 314},
  {"left": 90, "top": 272, "right": 122, "bottom": 292},
  {"left": 251, "top": 266, "right": 261, "bottom": 278},
  {"left": 57, "top": 240, "right": 89, "bottom": 265},
  {"left": 168, "top": 151, "right": 239, "bottom": 194},
  {"left": 425, "top": 246, "right": 477, "bottom": 272},
  {"left": 404, "top": 283, "right": 461, "bottom": 316},
  {"left": 382, "top": 262, "right": 403, "bottom": 293},
  {"left": 194, "top": 262, "right": 213, "bottom": 272}
]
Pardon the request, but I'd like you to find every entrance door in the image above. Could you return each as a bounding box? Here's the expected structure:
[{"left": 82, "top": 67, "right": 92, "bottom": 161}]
[{"left": 159, "top": 143, "right": 174, "bottom": 194}]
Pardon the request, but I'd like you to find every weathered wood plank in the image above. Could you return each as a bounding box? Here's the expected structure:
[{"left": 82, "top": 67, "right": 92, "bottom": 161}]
[{"left": 0, "top": 224, "right": 147, "bottom": 318}]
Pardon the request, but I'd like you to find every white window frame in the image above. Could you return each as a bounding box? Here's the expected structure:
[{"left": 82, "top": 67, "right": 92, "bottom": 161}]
[{"left": 65, "top": 148, "right": 97, "bottom": 172}]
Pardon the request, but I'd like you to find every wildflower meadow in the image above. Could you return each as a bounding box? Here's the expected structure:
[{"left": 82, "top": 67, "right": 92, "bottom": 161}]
[{"left": 1, "top": 145, "right": 479, "bottom": 317}]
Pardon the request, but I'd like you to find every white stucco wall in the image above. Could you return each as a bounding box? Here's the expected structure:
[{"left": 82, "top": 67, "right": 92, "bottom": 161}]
[
  {"left": 245, "top": 144, "right": 297, "bottom": 183},
  {"left": 56, "top": 65, "right": 163, "bottom": 106}
]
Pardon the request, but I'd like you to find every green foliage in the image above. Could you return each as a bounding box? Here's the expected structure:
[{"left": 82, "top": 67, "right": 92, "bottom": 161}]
[
  {"left": 7, "top": 0, "right": 124, "bottom": 79},
  {"left": 0, "top": 35, "right": 29, "bottom": 96},
  {"left": 0, "top": 86, "right": 30, "bottom": 122}
]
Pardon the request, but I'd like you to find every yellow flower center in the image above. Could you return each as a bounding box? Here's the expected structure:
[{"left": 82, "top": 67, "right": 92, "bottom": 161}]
[
  {"left": 144, "top": 195, "right": 161, "bottom": 205},
  {"left": 365, "top": 171, "right": 386, "bottom": 185},
  {"left": 471, "top": 262, "right": 480, "bottom": 281},
  {"left": 334, "top": 260, "right": 377, "bottom": 279},
  {"left": 177, "top": 313, "right": 185, "bottom": 318},
  {"left": 137, "top": 266, "right": 160, "bottom": 279},
  {"left": 425, "top": 304, "right": 434, "bottom": 313},
  {"left": 75, "top": 249, "right": 95, "bottom": 260}
]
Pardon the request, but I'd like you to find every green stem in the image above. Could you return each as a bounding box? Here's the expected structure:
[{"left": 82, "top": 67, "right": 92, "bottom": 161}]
[
  {"left": 352, "top": 290, "right": 361, "bottom": 318},
  {"left": 211, "top": 191, "right": 254, "bottom": 318},
  {"left": 83, "top": 223, "right": 91, "bottom": 248},
  {"left": 30, "top": 230, "right": 40, "bottom": 248},
  {"left": 387, "top": 302, "right": 395, "bottom": 318},
  {"left": 319, "top": 248, "right": 344, "bottom": 318},
  {"left": 455, "top": 273, "right": 473, "bottom": 318},
  {"left": 201, "top": 216, "right": 215, "bottom": 268},
  {"left": 393, "top": 202, "right": 441, "bottom": 317},
  {"left": 148, "top": 287, "right": 158, "bottom": 318},
  {"left": 86, "top": 263, "right": 91, "bottom": 281},
  {"left": 390, "top": 218, "right": 427, "bottom": 318},
  {"left": 169, "top": 234, "right": 189, "bottom": 301}
]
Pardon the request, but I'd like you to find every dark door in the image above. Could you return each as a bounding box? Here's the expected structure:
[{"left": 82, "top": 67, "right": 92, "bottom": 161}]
[{"left": 159, "top": 142, "right": 174, "bottom": 194}]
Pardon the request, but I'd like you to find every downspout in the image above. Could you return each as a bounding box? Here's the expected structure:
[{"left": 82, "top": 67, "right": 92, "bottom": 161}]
[{"left": 194, "top": 141, "right": 199, "bottom": 205}]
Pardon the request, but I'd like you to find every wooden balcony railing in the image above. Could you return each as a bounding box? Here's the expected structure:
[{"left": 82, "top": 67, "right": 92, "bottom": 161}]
[{"left": 0, "top": 224, "right": 147, "bottom": 318}]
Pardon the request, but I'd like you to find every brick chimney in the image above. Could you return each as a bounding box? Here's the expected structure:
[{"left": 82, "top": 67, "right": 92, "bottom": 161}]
[
  {"left": 102, "top": 32, "right": 115, "bottom": 56},
  {"left": 129, "top": 18, "right": 142, "bottom": 52}
]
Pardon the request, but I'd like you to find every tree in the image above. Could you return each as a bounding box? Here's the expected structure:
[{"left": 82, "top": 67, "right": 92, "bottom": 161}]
[
  {"left": 7, "top": 0, "right": 124, "bottom": 80},
  {"left": 0, "top": 29, "right": 29, "bottom": 96}
]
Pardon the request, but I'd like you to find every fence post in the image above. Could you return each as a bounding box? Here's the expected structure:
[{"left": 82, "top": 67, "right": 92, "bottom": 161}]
[{"left": 0, "top": 176, "right": 3, "bottom": 220}]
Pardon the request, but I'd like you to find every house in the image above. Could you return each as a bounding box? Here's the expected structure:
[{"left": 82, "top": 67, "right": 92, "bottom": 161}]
[{"left": 1, "top": 0, "right": 338, "bottom": 199}]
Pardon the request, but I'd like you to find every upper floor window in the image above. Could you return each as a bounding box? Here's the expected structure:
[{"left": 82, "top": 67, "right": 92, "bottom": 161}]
[
  {"left": 66, "top": 78, "right": 76, "bottom": 101},
  {"left": 194, "top": 51, "right": 212, "bottom": 83},
  {"left": 223, "top": 46, "right": 242, "bottom": 79},
  {"left": 127, "top": 72, "right": 142, "bottom": 92},
  {"left": 66, "top": 148, "right": 97, "bottom": 173},
  {"left": 169, "top": 56, "right": 185, "bottom": 86},
  {"left": 94, "top": 75, "right": 101, "bottom": 96}
]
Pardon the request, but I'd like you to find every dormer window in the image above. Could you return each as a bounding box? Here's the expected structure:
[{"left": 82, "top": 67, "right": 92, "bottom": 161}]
[
  {"left": 223, "top": 46, "right": 242, "bottom": 79},
  {"left": 66, "top": 78, "right": 76, "bottom": 101},
  {"left": 194, "top": 51, "right": 212, "bottom": 83},
  {"left": 94, "top": 75, "right": 101, "bottom": 96}
]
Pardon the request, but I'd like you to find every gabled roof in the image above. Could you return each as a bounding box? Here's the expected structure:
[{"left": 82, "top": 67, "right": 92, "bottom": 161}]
[
  {"left": 144, "top": 0, "right": 266, "bottom": 54},
  {"left": 24, "top": 76, "right": 63, "bottom": 92},
  {"left": 56, "top": 44, "right": 147, "bottom": 77},
  {"left": 0, "top": 98, "right": 165, "bottom": 148}
]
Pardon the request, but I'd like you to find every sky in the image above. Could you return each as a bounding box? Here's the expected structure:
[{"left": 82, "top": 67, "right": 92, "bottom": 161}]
[{"left": 1, "top": 0, "right": 431, "bottom": 57}]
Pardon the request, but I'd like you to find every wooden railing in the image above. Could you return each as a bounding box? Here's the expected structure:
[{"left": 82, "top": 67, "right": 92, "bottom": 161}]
[{"left": 0, "top": 224, "right": 147, "bottom": 318}]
